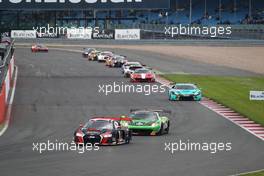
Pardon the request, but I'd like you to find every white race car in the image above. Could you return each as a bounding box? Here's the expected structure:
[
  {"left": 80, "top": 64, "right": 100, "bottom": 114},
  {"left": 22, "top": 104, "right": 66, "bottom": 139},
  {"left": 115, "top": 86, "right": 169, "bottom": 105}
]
[
  {"left": 122, "top": 62, "right": 142, "bottom": 73},
  {"left": 123, "top": 64, "right": 144, "bottom": 78},
  {"left": 97, "top": 51, "right": 114, "bottom": 62}
]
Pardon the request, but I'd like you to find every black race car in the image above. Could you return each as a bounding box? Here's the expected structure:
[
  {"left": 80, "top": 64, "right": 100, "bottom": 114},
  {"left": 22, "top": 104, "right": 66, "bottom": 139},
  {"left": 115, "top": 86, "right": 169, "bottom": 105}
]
[
  {"left": 111, "top": 55, "right": 127, "bottom": 67},
  {"left": 74, "top": 117, "right": 132, "bottom": 145}
]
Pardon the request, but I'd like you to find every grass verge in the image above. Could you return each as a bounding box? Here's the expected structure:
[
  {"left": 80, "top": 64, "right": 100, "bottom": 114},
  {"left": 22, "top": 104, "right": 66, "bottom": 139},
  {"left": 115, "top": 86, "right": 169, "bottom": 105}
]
[
  {"left": 240, "top": 170, "right": 264, "bottom": 176},
  {"left": 163, "top": 74, "right": 264, "bottom": 126}
]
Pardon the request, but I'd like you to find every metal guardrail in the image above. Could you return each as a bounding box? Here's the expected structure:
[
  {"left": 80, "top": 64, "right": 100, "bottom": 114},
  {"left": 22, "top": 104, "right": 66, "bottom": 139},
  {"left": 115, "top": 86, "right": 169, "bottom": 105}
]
[
  {"left": 0, "top": 39, "right": 14, "bottom": 89},
  {"left": 0, "top": 40, "right": 14, "bottom": 68}
]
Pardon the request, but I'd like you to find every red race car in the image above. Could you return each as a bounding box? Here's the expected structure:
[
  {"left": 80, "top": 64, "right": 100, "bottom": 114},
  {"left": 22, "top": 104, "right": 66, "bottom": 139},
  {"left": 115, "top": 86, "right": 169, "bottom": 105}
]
[
  {"left": 31, "top": 44, "right": 48, "bottom": 52},
  {"left": 74, "top": 117, "right": 132, "bottom": 146},
  {"left": 130, "top": 68, "right": 156, "bottom": 82}
]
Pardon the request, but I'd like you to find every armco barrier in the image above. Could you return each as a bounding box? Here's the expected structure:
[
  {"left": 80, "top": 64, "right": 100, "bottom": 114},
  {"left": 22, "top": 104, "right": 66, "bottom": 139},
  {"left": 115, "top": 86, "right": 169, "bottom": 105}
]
[{"left": 0, "top": 43, "right": 15, "bottom": 124}]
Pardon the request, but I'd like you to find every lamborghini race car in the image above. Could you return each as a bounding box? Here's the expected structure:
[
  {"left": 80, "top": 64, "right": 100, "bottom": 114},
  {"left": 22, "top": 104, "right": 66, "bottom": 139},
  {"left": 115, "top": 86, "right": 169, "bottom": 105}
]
[
  {"left": 82, "top": 48, "right": 95, "bottom": 58},
  {"left": 97, "top": 51, "right": 114, "bottom": 62},
  {"left": 31, "top": 44, "right": 48, "bottom": 52},
  {"left": 128, "top": 109, "right": 170, "bottom": 136},
  {"left": 74, "top": 117, "right": 132, "bottom": 145},
  {"left": 123, "top": 64, "right": 144, "bottom": 78},
  {"left": 130, "top": 68, "right": 155, "bottom": 82},
  {"left": 168, "top": 83, "right": 202, "bottom": 101}
]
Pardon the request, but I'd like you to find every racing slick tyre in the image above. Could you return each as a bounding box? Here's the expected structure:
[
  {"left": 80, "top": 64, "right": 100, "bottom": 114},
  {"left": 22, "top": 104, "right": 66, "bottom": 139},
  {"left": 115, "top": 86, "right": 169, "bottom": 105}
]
[
  {"left": 164, "top": 121, "right": 170, "bottom": 134},
  {"left": 125, "top": 131, "right": 132, "bottom": 144},
  {"left": 157, "top": 124, "right": 164, "bottom": 136}
]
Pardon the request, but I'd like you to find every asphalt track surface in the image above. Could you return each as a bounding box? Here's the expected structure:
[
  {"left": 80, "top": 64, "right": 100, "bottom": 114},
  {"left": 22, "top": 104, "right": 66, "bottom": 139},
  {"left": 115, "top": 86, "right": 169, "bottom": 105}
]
[{"left": 0, "top": 47, "right": 263, "bottom": 176}]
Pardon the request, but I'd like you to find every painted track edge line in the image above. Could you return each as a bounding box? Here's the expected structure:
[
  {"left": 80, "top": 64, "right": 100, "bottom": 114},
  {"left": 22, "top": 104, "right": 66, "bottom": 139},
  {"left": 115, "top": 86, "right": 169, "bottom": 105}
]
[{"left": 0, "top": 66, "right": 18, "bottom": 137}]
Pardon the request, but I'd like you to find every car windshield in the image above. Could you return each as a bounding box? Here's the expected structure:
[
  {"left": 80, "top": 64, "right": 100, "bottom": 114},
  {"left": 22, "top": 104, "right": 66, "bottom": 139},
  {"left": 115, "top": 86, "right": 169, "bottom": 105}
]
[
  {"left": 135, "top": 69, "right": 150, "bottom": 73},
  {"left": 130, "top": 112, "right": 158, "bottom": 121},
  {"left": 125, "top": 62, "right": 140, "bottom": 67},
  {"left": 102, "top": 52, "right": 112, "bottom": 55},
  {"left": 84, "top": 48, "right": 93, "bottom": 52},
  {"left": 84, "top": 120, "right": 113, "bottom": 130},
  {"left": 130, "top": 66, "right": 143, "bottom": 70},
  {"left": 175, "top": 85, "right": 196, "bottom": 90}
]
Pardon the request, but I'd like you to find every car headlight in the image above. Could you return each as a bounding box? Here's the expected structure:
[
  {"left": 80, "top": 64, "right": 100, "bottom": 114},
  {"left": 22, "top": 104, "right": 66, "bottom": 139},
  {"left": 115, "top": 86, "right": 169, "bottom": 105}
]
[
  {"left": 102, "top": 133, "right": 112, "bottom": 138},
  {"left": 171, "top": 91, "right": 179, "bottom": 95},
  {"left": 151, "top": 122, "right": 159, "bottom": 127},
  {"left": 194, "top": 91, "right": 201, "bottom": 96},
  {"left": 76, "top": 132, "right": 84, "bottom": 137}
]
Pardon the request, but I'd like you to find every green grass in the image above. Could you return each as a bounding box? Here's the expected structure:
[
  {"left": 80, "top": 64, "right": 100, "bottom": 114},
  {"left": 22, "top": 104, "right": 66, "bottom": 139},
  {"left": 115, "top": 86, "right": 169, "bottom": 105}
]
[
  {"left": 163, "top": 74, "right": 264, "bottom": 126},
  {"left": 240, "top": 170, "right": 264, "bottom": 176},
  {"left": 0, "top": 123, "right": 3, "bottom": 131}
]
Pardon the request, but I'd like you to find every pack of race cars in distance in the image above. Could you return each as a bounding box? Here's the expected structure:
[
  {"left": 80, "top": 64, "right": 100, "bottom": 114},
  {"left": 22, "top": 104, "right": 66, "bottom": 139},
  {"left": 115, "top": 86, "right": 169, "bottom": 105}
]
[
  {"left": 82, "top": 48, "right": 203, "bottom": 101},
  {"left": 73, "top": 49, "right": 204, "bottom": 145}
]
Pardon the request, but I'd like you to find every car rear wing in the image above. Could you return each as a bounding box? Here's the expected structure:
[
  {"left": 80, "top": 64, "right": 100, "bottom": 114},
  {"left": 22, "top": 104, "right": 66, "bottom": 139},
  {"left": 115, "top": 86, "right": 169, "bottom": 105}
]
[
  {"left": 91, "top": 117, "right": 132, "bottom": 122},
  {"left": 130, "top": 109, "right": 171, "bottom": 114}
]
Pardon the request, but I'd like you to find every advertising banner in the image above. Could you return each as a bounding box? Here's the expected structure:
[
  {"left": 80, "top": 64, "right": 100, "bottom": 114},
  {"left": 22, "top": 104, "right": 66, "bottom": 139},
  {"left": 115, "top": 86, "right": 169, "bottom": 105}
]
[
  {"left": 67, "top": 28, "right": 92, "bottom": 39},
  {"left": 250, "top": 91, "right": 264, "bottom": 100},
  {"left": 115, "top": 29, "right": 140, "bottom": 40},
  {"left": 92, "top": 30, "right": 114, "bottom": 39},
  {"left": 11, "top": 30, "right": 36, "bottom": 39}
]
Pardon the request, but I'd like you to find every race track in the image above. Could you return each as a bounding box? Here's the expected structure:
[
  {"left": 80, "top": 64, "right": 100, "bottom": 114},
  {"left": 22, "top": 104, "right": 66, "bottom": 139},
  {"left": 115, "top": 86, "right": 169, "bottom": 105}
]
[{"left": 0, "top": 47, "right": 263, "bottom": 176}]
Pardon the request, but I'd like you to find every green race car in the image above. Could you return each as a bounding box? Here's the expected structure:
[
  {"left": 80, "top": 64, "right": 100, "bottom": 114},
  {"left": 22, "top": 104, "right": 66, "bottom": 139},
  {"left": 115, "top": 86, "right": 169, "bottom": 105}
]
[
  {"left": 127, "top": 109, "right": 170, "bottom": 136},
  {"left": 168, "top": 83, "right": 202, "bottom": 101}
]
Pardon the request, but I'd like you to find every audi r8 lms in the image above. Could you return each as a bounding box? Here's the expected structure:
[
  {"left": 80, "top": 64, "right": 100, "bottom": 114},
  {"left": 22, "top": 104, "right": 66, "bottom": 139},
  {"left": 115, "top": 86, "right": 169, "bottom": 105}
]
[
  {"left": 168, "top": 83, "right": 202, "bottom": 101},
  {"left": 130, "top": 68, "right": 155, "bottom": 82},
  {"left": 97, "top": 51, "right": 114, "bottom": 62},
  {"left": 31, "top": 44, "right": 48, "bottom": 52},
  {"left": 74, "top": 117, "right": 132, "bottom": 145},
  {"left": 128, "top": 109, "right": 170, "bottom": 136}
]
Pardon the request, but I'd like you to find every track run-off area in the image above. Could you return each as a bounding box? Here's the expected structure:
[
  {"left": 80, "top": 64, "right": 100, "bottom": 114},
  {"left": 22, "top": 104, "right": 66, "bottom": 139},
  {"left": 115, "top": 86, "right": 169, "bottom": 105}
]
[{"left": 0, "top": 45, "right": 263, "bottom": 176}]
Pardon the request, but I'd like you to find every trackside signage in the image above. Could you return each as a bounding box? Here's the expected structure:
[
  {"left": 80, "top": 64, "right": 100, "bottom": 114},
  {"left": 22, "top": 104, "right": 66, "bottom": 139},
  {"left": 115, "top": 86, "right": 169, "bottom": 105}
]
[
  {"left": 11, "top": 30, "right": 36, "bottom": 38},
  {"left": 0, "top": 0, "right": 170, "bottom": 10},
  {"left": 67, "top": 29, "right": 92, "bottom": 39},
  {"left": 115, "top": 29, "right": 140, "bottom": 40},
  {"left": 250, "top": 91, "right": 264, "bottom": 100}
]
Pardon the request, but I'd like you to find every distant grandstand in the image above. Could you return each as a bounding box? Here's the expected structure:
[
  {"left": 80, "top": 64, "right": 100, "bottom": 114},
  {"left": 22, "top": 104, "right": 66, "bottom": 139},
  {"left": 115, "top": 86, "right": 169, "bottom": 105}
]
[
  {"left": 0, "top": 0, "right": 264, "bottom": 40},
  {"left": 0, "top": 0, "right": 263, "bottom": 30}
]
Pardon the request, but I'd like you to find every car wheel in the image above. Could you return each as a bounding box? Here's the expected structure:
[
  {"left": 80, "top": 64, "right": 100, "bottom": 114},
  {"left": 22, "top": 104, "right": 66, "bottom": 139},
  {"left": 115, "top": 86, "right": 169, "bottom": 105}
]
[
  {"left": 157, "top": 123, "right": 164, "bottom": 135},
  {"left": 165, "top": 121, "right": 170, "bottom": 134}
]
